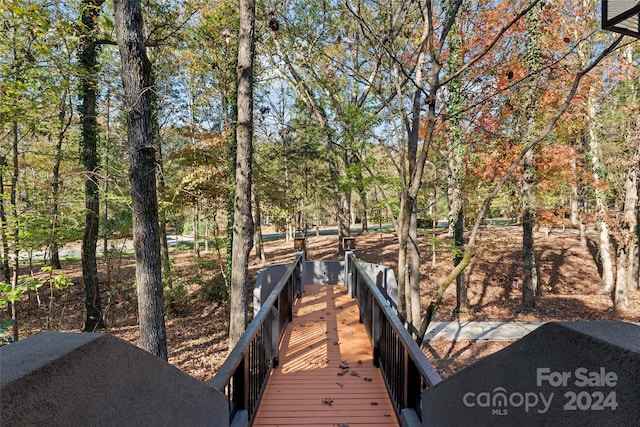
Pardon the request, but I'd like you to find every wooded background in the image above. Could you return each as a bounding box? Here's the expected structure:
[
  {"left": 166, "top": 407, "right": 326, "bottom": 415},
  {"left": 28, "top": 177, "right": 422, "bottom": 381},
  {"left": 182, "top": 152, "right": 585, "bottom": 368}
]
[{"left": 1, "top": 0, "right": 638, "bottom": 353}]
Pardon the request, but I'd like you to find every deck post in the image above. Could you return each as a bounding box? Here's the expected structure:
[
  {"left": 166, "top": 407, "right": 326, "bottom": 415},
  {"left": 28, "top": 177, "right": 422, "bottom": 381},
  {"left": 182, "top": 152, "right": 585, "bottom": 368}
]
[
  {"left": 405, "top": 354, "right": 421, "bottom": 413},
  {"left": 268, "top": 306, "right": 280, "bottom": 368},
  {"left": 345, "top": 251, "right": 354, "bottom": 297},
  {"left": 231, "top": 354, "right": 248, "bottom": 415},
  {"left": 400, "top": 347, "right": 422, "bottom": 413},
  {"left": 295, "top": 251, "right": 304, "bottom": 297},
  {"left": 372, "top": 300, "right": 382, "bottom": 367},
  {"left": 288, "top": 276, "right": 293, "bottom": 322}
]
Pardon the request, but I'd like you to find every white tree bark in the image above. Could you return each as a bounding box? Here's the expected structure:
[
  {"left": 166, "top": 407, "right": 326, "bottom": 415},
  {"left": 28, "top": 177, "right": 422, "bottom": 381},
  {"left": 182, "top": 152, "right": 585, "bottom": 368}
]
[{"left": 587, "top": 87, "right": 615, "bottom": 294}]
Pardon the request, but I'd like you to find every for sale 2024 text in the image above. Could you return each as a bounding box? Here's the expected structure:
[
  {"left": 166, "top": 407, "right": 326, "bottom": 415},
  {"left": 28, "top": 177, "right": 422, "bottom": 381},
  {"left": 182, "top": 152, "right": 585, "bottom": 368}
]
[
  {"left": 537, "top": 367, "right": 618, "bottom": 411},
  {"left": 462, "top": 367, "right": 618, "bottom": 416}
]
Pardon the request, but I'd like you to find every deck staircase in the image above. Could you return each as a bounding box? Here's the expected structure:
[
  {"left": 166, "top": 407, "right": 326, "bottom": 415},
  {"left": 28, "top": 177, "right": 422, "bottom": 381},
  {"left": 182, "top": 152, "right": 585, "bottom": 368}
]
[{"left": 211, "top": 252, "right": 442, "bottom": 427}]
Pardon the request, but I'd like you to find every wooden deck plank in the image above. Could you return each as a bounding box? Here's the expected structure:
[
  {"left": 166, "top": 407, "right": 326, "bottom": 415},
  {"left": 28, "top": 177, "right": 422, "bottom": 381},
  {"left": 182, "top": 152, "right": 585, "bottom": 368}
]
[{"left": 253, "top": 284, "right": 400, "bottom": 427}]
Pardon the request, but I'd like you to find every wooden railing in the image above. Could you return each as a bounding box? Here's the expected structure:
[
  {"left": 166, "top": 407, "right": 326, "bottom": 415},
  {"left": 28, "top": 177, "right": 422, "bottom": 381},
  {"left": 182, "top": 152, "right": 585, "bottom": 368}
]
[
  {"left": 210, "top": 254, "right": 302, "bottom": 427},
  {"left": 345, "top": 252, "right": 442, "bottom": 424}
]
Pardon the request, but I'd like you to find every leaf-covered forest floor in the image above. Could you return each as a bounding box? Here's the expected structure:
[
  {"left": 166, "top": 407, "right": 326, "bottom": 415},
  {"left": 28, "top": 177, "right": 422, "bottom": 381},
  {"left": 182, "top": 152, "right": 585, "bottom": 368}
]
[{"left": 8, "top": 226, "right": 639, "bottom": 382}]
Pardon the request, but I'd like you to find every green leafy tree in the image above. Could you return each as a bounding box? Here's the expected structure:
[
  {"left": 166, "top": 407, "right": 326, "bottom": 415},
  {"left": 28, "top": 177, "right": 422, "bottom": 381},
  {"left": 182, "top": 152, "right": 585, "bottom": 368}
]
[
  {"left": 595, "top": 44, "right": 640, "bottom": 311},
  {"left": 262, "top": 0, "right": 381, "bottom": 255},
  {"left": 0, "top": 0, "right": 70, "bottom": 340}
]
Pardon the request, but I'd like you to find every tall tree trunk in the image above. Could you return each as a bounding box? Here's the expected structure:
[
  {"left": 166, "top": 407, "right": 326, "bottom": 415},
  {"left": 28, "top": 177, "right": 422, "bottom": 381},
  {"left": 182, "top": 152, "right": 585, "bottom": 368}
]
[
  {"left": 315, "top": 189, "right": 320, "bottom": 236},
  {"left": 150, "top": 69, "right": 171, "bottom": 275},
  {"left": 396, "top": 192, "right": 409, "bottom": 321},
  {"left": 521, "top": 0, "right": 542, "bottom": 310},
  {"left": 587, "top": 88, "right": 615, "bottom": 294},
  {"left": 614, "top": 245, "right": 630, "bottom": 310},
  {"left": 430, "top": 187, "right": 438, "bottom": 267},
  {"left": 623, "top": 53, "right": 639, "bottom": 294},
  {"left": 522, "top": 148, "right": 538, "bottom": 309},
  {"left": 158, "top": 203, "right": 170, "bottom": 272},
  {"left": 392, "top": 4, "right": 436, "bottom": 335},
  {"left": 79, "top": 0, "right": 105, "bottom": 332},
  {"left": 204, "top": 219, "right": 209, "bottom": 252},
  {"left": 51, "top": 92, "right": 72, "bottom": 270},
  {"left": 355, "top": 155, "right": 368, "bottom": 232},
  {"left": 613, "top": 122, "right": 639, "bottom": 311},
  {"left": 342, "top": 188, "right": 352, "bottom": 240},
  {"left": 633, "top": 179, "right": 640, "bottom": 291},
  {"left": 408, "top": 204, "right": 421, "bottom": 333},
  {"left": 570, "top": 150, "right": 586, "bottom": 245},
  {"left": 226, "top": 135, "right": 235, "bottom": 287},
  {"left": 570, "top": 173, "right": 580, "bottom": 228},
  {"left": 446, "top": 8, "right": 468, "bottom": 314},
  {"left": 229, "top": 0, "right": 255, "bottom": 349},
  {"left": 330, "top": 157, "right": 350, "bottom": 257},
  {"left": 114, "top": 0, "right": 167, "bottom": 360},
  {"left": 102, "top": 88, "right": 112, "bottom": 282},
  {"left": 254, "top": 190, "right": 266, "bottom": 263},
  {"left": 453, "top": 207, "right": 467, "bottom": 312},
  {"left": 448, "top": 150, "right": 468, "bottom": 314},
  {"left": 359, "top": 186, "right": 368, "bottom": 232},
  {"left": 339, "top": 152, "right": 352, "bottom": 255},
  {"left": 10, "top": 121, "right": 20, "bottom": 341},
  {"left": 0, "top": 156, "right": 11, "bottom": 285},
  {"left": 193, "top": 202, "right": 200, "bottom": 257},
  {"left": 396, "top": 50, "right": 422, "bottom": 330},
  {"left": 595, "top": 201, "right": 614, "bottom": 295}
]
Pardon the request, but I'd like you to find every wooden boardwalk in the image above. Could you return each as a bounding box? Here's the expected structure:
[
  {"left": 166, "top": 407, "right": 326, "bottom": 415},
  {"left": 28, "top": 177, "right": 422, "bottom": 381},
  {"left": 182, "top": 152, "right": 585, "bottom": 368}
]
[{"left": 253, "top": 284, "right": 399, "bottom": 427}]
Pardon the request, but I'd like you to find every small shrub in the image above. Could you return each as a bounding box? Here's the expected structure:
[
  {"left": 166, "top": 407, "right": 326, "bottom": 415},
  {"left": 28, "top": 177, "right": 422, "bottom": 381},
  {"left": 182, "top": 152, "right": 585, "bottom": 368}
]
[
  {"left": 0, "top": 318, "right": 16, "bottom": 345},
  {"left": 164, "top": 280, "right": 190, "bottom": 317},
  {"left": 198, "top": 273, "right": 228, "bottom": 305},
  {"left": 0, "top": 267, "right": 73, "bottom": 334}
]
